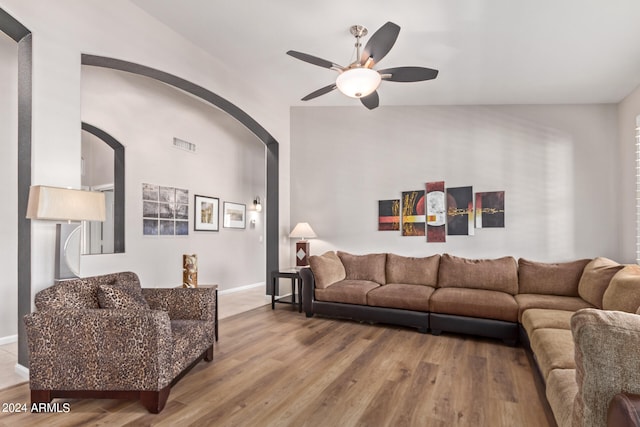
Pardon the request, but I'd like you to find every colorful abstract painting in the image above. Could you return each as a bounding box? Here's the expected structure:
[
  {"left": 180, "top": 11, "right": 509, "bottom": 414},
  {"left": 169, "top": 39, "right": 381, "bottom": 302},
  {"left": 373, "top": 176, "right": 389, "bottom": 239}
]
[
  {"left": 402, "top": 190, "right": 425, "bottom": 236},
  {"left": 378, "top": 199, "right": 400, "bottom": 231},
  {"left": 426, "top": 181, "right": 446, "bottom": 242},
  {"left": 475, "top": 191, "right": 505, "bottom": 228},
  {"left": 446, "top": 186, "right": 474, "bottom": 236}
]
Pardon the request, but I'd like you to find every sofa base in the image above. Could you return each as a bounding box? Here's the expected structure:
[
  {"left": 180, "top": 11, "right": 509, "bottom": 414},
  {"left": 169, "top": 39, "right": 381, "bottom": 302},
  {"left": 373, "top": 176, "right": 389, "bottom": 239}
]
[
  {"left": 311, "top": 301, "right": 429, "bottom": 333},
  {"left": 430, "top": 313, "right": 519, "bottom": 345},
  {"left": 30, "top": 344, "right": 214, "bottom": 414}
]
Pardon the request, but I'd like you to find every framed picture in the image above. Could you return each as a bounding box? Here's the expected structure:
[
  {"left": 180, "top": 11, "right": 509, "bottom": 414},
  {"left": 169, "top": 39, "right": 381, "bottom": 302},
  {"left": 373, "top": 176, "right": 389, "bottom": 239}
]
[
  {"left": 223, "top": 202, "right": 246, "bottom": 229},
  {"left": 194, "top": 195, "right": 219, "bottom": 231}
]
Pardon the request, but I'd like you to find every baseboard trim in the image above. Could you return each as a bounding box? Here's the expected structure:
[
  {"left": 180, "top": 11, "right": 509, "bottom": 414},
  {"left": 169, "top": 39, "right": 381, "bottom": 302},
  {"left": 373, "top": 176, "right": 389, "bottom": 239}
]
[
  {"left": 219, "top": 282, "right": 265, "bottom": 295},
  {"left": 0, "top": 335, "right": 17, "bottom": 346},
  {"left": 15, "top": 363, "right": 29, "bottom": 380}
]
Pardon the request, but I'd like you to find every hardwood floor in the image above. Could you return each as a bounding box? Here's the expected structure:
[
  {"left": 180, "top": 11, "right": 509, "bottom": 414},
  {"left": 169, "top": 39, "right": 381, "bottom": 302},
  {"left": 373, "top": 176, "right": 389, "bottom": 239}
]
[{"left": 0, "top": 306, "right": 555, "bottom": 426}]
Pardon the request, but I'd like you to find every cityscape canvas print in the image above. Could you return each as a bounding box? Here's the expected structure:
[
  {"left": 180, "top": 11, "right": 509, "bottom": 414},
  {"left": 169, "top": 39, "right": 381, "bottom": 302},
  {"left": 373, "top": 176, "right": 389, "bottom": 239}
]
[
  {"left": 402, "top": 190, "right": 425, "bottom": 236},
  {"left": 378, "top": 199, "right": 400, "bottom": 231},
  {"left": 143, "top": 183, "right": 189, "bottom": 236}
]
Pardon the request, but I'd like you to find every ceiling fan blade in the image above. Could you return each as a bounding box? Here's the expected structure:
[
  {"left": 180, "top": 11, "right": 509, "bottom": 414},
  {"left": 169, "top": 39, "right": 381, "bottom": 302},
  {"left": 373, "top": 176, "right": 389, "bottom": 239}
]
[
  {"left": 360, "top": 22, "right": 400, "bottom": 66},
  {"left": 301, "top": 84, "right": 337, "bottom": 101},
  {"left": 360, "top": 91, "right": 379, "bottom": 110},
  {"left": 287, "top": 50, "right": 342, "bottom": 70},
  {"left": 379, "top": 66, "right": 439, "bottom": 82}
]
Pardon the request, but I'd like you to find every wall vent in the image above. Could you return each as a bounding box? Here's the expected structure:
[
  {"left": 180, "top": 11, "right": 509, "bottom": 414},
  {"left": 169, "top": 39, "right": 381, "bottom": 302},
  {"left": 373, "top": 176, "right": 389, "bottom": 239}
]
[{"left": 173, "top": 137, "right": 196, "bottom": 153}]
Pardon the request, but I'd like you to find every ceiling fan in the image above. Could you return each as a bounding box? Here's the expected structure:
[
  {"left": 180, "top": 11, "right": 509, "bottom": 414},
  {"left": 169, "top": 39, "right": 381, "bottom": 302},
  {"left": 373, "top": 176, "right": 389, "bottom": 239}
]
[{"left": 286, "top": 21, "right": 439, "bottom": 110}]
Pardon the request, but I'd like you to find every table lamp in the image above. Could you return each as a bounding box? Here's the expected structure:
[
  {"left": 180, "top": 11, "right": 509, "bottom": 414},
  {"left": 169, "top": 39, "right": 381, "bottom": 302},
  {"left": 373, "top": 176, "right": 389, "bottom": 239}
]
[
  {"left": 289, "top": 222, "right": 317, "bottom": 266},
  {"left": 26, "top": 185, "right": 106, "bottom": 279}
]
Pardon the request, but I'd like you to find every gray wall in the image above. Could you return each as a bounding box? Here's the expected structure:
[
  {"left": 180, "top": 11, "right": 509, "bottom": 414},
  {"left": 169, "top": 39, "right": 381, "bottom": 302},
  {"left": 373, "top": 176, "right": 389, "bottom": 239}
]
[
  {"left": 291, "top": 104, "right": 621, "bottom": 262},
  {"left": 0, "top": 31, "right": 17, "bottom": 340},
  {"left": 80, "top": 66, "right": 266, "bottom": 290}
]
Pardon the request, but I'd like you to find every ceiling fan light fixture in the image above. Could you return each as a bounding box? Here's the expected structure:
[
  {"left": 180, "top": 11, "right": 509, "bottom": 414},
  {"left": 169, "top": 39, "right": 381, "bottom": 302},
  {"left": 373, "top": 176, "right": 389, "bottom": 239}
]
[{"left": 335, "top": 67, "right": 381, "bottom": 98}]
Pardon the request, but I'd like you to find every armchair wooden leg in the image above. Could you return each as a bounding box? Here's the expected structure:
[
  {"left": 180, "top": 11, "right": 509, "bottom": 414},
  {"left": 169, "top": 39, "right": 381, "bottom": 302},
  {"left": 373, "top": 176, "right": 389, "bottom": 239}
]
[
  {"left": 140, "top": 386, "right": 170, "bottom": 414},
  {"left": 204, "top": 344, "right": 214, "bottom": 362},
  {"left": 31, "top": 389, "right": 52, "bottom": 405}
]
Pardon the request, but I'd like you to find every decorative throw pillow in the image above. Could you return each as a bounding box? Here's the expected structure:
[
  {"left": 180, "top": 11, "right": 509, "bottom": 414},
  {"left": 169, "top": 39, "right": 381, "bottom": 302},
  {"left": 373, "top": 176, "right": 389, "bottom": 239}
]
[
  {"left": 97, "top": 283, "right": 150, "bottom": 309},
  {"left": 337, "top": 251, "right": 387, "bottom": 284},
  {"left": 577, "top": 257, "right": 624, "bottom": 308},
  {"left": 603, "top": 265, "right": 640, "bottom": 313},
  {"left": 308, "top": 251, "right": 346, "bottom": 289}
]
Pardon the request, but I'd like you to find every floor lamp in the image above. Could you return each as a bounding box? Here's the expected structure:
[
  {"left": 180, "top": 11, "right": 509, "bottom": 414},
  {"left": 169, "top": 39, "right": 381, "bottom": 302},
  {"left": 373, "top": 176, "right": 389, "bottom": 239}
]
[
  {"left": 26, "top": 185, "right": 106, "bottom": 280},
  {"left": 289, "top": 222, "right": 317, "bottom": 266}
]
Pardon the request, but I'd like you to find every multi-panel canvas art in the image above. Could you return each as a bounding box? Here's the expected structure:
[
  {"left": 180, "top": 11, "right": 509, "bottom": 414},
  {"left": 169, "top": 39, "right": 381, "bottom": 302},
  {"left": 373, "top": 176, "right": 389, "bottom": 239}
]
[
  {"left": 378, "top": 199, "right": 400, "bottom": 231},
  {"left": 143, "top": 183, "right": 189, "bottom": 236},
  {"left": 402, "top": 190, "right": 426, "bottom": 236},
  {"left": 446, "top": 186, "right": 474, "bottom": 236},
  {"left": 426, "top": 181, "right": 446, "bottom": 242},
  {"left": 476, "top": 191, "right": 505, "bottom": 228}
]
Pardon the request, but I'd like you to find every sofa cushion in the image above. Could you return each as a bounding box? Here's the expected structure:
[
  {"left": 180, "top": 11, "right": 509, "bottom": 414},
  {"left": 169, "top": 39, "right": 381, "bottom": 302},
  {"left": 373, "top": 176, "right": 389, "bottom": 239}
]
[
  {"left": 429, "top": 287, "right": 518, "bottom": 322},
  {"left": 385, "top": 253, "right": 440, "bottom": 286},
  {"left": 97, "top": 283, "right": 150, "bottom": 310},
  {"left": 308, "top": 251, "right": 346, "bottom": 289},
  {"left": 546, "top": 369, "right": 578, "bottom": 427},
  {"left": 34, "top": 279, "right": 99, "bottom": 310},
  {"left": 602, "top": 265, "right": 640, "bottom": 313},
  {"left": 366, "top": 283, "right": 434, "bottom": 311},
  {"left": 337, "top": 251, "right": 386, "bottom": 284},
  {"left": 577, "top": 257, "right": 624, "bottom": 308},
  {"left": 437, "top": 254, "right": 518, "bottom": 294},
  {"left": 518, "top": 258, "right": 591, "bottom": 296},
  {"left": 521, "top": 309, "right": 574, "bottom": 338},
  {"left": 529, "top": 328, "right": 575, "bottom": 381},
  {"left": 515, "top": 294, "right": 593, "bottom": 322},
  {"left": 314, "top": 280, "right": 380, "bottom": 305}
]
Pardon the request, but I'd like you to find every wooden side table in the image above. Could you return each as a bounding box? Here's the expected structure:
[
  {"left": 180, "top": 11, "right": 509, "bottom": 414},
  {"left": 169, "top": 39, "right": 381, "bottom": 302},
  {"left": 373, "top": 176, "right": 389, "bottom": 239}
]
[
  {"left": 271, "top": 268, "right": 304, "bottom": 313},
  {"left": 177, "top": 284, "right": 218, "bottom": 341}
]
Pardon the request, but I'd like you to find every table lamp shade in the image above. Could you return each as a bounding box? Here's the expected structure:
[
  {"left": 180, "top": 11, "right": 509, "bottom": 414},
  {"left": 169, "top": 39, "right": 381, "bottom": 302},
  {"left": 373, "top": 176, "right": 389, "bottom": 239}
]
[
  {"left": 289, "top": 222, "right": 317, "bottom": 240},
  {"left": 26, "top": 185, "right": 106, "bottom": 222}
]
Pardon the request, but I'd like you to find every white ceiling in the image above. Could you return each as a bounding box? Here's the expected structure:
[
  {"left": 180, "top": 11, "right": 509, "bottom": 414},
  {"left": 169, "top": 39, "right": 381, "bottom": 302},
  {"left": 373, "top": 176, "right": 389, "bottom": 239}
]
[{"left": 132, "top": 0, "right": 640, "bottom": 107}]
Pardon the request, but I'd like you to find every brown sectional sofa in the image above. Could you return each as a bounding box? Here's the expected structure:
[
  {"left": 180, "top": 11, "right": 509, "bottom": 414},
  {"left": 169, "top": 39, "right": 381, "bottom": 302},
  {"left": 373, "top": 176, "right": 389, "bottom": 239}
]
[{"left": 299, "top": 251, "right": 640, "bottom": 427}]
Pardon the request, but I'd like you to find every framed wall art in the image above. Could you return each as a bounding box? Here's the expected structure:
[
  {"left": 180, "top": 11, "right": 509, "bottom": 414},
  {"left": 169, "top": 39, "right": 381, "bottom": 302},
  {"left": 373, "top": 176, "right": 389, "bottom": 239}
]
[
  {"left": 142, "top": 183, "right": 189, "bottom": 236},
  {"left": 194, "top": 194, "right": 219, "bottom": 231},
  {"left": 223, "top": 202, "right": 246, "bottom": 229}
]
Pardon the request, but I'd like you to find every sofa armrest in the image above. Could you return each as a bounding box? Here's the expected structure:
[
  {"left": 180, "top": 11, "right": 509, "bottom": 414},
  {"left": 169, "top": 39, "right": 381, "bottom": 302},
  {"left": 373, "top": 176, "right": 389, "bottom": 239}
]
[
  {"left": 300, "top": 267, "right": 315, "bottom": 315},
  {"left": 572, "top": 308, "right": 640, "bottom": 427},
  {"left": 142, "top": 287, "right": 215, "bottom": 321},
  {"left": 24, "top": 308, "right": 173, "bottom": 391}
]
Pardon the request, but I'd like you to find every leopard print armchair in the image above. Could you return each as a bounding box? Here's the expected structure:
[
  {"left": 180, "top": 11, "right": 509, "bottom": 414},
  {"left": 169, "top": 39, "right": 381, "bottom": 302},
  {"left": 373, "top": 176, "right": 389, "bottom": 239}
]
[{"left": 23, "top": 272, "right": 215, "bottom": 413}]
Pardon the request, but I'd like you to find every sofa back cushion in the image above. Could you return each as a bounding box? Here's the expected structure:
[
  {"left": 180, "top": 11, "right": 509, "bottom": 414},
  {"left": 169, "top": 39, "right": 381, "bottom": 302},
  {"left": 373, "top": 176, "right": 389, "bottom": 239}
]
[
  {"left": 603, "top": 265, "right": 640, "bottom": 313},
  {"left": 337, "top": 251, "right": 387, "bottom": 284},
  {"left": 34, "top": 271, "right": 142, "bottom": 311},
  {"left": 518, "top": 258, "right": 591, "bottom": 296},
  {"left": 308, "top": 251, "right": 346, "bottom": 289},
  {"left": 386, "top": 253, "right": 440, "bottom": 286},
  {"left": 578, "top": 257, "right": 624, "bottom": 308},
  {"left": 437, "top": 254, "right": 518, "bottom": 294}
]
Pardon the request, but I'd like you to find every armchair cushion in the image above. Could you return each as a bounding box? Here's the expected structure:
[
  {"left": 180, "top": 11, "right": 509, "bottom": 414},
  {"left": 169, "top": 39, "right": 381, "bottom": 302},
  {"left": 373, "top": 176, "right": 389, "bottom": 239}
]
[{"left": 98, "top": 283, "right": 149, "bottom": 310}]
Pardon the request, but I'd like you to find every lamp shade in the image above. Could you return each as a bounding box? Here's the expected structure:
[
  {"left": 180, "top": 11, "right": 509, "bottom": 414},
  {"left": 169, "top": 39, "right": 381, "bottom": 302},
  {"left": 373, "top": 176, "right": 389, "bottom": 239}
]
[
  {"left": 26, "top": 185, "right": 106, "bottom": 222},
  {"left": 289, "top": 222, "right": 317, "bottom": 240},
  {"left": 335, "top": 67, "right": 381, "bottom": 98}
]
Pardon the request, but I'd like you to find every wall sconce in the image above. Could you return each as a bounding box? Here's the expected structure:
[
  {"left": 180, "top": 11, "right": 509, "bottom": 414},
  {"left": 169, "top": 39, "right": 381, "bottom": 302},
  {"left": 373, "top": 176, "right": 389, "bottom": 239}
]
[{"left": 253, "top": 196, "right": 262, "bottom": 212}]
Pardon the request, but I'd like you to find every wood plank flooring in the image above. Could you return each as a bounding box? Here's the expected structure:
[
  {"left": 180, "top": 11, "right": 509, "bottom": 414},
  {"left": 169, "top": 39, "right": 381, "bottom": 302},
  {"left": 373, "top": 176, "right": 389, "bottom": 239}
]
[{"left": 0, "top": 306, "right": 556, "bottom": 426}]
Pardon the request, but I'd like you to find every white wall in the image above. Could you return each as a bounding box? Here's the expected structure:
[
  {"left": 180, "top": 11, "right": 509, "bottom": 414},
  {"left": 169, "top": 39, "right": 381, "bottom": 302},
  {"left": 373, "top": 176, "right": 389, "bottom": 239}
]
[
  {"left": 0, "top": 0, "right": 291, "bottom": 297},
  {"left": 0, "top": 31, "right": 17, "bottom": 339},
  {"left": 81, "top": 66, "right": 265, "bottom": 289},
  {"left": 291, "top": 104, "right": 620, "bottom": 263},
  {"left": 81, "top": 131, "right": 114, "bottom": 189},
  {"left": 617, "top": 83, "right": 640, "bottom": 263}
]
